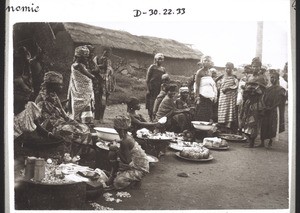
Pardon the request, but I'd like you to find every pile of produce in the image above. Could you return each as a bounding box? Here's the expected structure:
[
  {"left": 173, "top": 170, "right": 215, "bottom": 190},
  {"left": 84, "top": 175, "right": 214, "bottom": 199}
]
[
  {"left": 203, "top": 137, "right": 228, "bottom": 148},
  {"left": 180, "top": 146, "right": 210, "bottom": 159}
]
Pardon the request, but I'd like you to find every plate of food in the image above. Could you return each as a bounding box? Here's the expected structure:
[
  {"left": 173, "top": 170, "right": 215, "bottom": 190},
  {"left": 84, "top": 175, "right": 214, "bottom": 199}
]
[
  {"left": 175, "top": 152, "right": 214, "bottom": 162},
  {"left": 169, "top": 141, "right": 202, "bottom": 151},
  {"left": 218, "top": 134, "right": 247, "bottom": 142}
]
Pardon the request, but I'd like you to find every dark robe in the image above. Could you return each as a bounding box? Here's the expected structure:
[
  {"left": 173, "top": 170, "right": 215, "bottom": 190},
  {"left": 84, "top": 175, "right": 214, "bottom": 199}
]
[{"left": 260, "top": 85, "right": 286, "bottom": 140}]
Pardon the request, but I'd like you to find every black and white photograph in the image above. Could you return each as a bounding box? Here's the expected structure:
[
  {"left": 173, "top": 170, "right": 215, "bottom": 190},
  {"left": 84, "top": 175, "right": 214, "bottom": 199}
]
[{"left": 5, "top": 0, "right": 295, "bottom": 212}]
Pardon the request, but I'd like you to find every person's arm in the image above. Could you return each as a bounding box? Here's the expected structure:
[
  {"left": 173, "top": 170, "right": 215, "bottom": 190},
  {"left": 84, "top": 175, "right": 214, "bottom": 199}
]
[
  {"left": 130, "top": 113, "right": 157, "bottom": 129},
  {"left": 194, "top": 70, "right": 202, "bottom": 103},
  {"left": 73, "top": 63, "right": 95, "bottom": 79},
  {"left": 212, "top": 80, "right": 218, "bottom": 103},
  {"left": 153, "top": 96, "right": 163, "bottom": 116},
  {"left": 146, "top": 65, "right": 154, "bottom": 92}
]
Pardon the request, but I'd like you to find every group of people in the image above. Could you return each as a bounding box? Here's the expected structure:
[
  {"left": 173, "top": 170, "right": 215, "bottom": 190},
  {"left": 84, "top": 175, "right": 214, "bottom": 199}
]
[
  {"left": 14, "top": 45, "right": 115, "bottom": 155},
  {"left": 144, "top": 53, "right": 287, "bottom": 148},
  {"left": 13, "top": 44, "right": 288, "bottom": 190}
]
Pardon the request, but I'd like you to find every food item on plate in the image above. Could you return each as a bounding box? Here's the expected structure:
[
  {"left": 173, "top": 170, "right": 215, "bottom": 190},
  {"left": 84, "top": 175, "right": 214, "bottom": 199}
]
[
  {"left": 180, "top": 147, "right": 210, "bottom": 159},
  {"left": 203, "top": 137, "right": 227, "bottom": 149},
  {"left": 220, "top": 139, "right": 228, "bottom": 147}
]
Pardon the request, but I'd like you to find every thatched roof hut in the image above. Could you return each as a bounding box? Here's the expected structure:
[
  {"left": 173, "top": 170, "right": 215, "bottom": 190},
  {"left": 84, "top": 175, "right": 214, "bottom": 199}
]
[{"left": 62, "top": 22, "right": 202, "bottom": 60}]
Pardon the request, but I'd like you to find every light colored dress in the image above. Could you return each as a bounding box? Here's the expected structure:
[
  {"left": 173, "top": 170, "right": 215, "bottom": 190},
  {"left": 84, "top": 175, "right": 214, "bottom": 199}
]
[
  {"left": 114, "top": 139, "right": 149, "bottom": 189},
  {"left": 67, "top": 62, "right": 94, "bottom": 122}
]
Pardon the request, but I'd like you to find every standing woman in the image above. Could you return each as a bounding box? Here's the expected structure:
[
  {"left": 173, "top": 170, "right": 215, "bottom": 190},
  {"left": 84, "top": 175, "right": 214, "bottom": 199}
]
[
  {"left": 67, "top": 46, "right": 95, "bottom": 123},
  {"left": 217, "top": 62, "right": 239, "bottom": 132},
  {"left": 146, "top": 53, "right": 166, "bottom": 121},
  {"left": 258, "top": 71, "right": 287, "bottom": 148},
  {"left": 240, "top": 57, "right": 268, "bottom": 148},
  {"left": 194, "top": 55, "right": 217, "bottom": 122}
]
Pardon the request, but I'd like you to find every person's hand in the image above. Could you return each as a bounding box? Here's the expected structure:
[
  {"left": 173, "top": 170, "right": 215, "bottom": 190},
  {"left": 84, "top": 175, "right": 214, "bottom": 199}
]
[{"left": 195, "top": 96, "right": 200, "bottom": 104}]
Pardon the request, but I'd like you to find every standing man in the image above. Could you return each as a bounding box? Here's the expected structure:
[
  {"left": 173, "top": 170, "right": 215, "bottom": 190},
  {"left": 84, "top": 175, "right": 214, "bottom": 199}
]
[
  {"left": 93, "top": 47, "right": 114, "bottom": 124},
  {"left": 145, "top": 53, "right": 166, "bottom": 122}
]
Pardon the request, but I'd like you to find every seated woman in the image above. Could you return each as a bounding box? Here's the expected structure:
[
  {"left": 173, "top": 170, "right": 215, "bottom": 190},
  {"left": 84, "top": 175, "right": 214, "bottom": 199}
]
[
  {"left": 155, "top": 84, "right": 191, "bottom": 133},
  {"left": 35, "top": 71, "right": 92, "bottom": 155},
  {"left": 175, "top": 86, "right": 193, "bottom": 109},
  {"left": 106, "top": 115, "right": 149, "bottom": 190}
]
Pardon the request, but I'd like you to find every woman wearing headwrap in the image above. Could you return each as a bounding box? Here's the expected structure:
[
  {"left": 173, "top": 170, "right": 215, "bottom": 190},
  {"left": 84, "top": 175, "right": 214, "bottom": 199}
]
[
  {"left": 240, "top": 57, "right": 268, "bottom": 148},
  {"left": 175, "top": 87, "right": 192, "bottom": 109},
  {"left": 67, "top": 46, "right": 95, "bottom": 123},
  {"left": 217, "top": 62, "right": 239, "bottom": 132},
  {"left": 106, "top": 115, "right": 149, "bottom": 190},
  {"left": 35, "top": 71, "right": 91, "bottom": 155},
  {"left": 258, "top": 71, "right": 287, "bottom": 148},
  {"left": 194, "top": 56, "right": 218, "bottom": 122},
  {"left": 156, "top": 84, "right": 191, "bottom": 133},
  {"left": 146, "top": 53, "right": 166, "bottom": 121}
]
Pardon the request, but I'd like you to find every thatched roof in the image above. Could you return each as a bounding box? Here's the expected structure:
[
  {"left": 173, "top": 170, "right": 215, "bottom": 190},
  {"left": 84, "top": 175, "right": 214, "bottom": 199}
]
[{"left": 62, "top": 22, "right": 203, "bottom": 60}]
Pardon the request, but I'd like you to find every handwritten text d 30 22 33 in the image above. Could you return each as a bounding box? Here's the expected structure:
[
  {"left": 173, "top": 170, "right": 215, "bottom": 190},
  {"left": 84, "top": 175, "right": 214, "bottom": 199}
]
[{"left": 133, "top": 8, "right": 185, "bottom": 17}]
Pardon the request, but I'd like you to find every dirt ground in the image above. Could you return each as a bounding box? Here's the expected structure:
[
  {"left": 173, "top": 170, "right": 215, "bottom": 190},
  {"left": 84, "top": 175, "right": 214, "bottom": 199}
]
[{"left": 14, "top": 103, "right": 289, "bottom": 210}]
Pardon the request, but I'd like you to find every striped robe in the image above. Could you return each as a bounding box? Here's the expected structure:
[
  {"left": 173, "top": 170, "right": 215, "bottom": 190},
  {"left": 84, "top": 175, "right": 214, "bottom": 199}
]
[{"left": 218, "top": 75, "right": 238, "bottom": 124}]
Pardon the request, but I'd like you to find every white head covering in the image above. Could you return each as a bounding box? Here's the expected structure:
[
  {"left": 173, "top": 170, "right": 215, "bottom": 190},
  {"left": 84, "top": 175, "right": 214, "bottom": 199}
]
[
  {"left": 179, "top": 87, "right": 189, "bottom": 93},
  {"left": 201, "top": 55, "right": 212, "bottom": 63},
  {"left": 154, "top": 53, "right": 164, "bottom": 60}
]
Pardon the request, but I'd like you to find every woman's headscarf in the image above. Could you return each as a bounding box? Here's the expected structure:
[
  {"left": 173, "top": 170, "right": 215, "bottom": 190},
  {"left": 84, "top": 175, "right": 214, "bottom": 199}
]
[
  {"left": 43, "top": 71, "right": 63, "bottom": 84},
  {"left": 127, "top": 97, "right": 140, "bottom": 110},
  {"left": 166, "top": 84, "right": 177, "bottom": 93},
  {"left": 74, "top": 46, "right": 90, "bottom": 58},
  {"left": 179, "top": 87, "right": 189, "bottom": 93},
  {"left": 85, "top": 45, "right": 95, "bottom": 54},
  {"left": 154, "top": 53, "right": 164, "bottom": 61},
  {"left": 114, "top": 115, "right": 131, "bottom": 130},
  {"left": 161, "top": 73, "right": 170, "bottom": 83}
]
